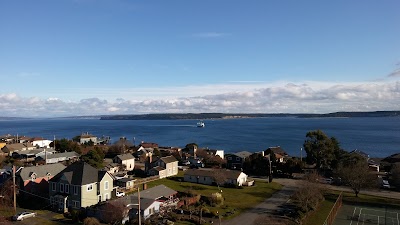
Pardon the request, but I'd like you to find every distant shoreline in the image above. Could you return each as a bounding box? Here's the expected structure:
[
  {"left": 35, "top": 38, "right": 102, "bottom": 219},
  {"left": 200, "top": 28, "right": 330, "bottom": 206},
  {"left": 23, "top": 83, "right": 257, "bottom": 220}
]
[
  {"left": 1, "top": 111, "right": 399, "bottom": 121},
  {"left": 99, "top": 111, "right": 400, "bottom": 120}
]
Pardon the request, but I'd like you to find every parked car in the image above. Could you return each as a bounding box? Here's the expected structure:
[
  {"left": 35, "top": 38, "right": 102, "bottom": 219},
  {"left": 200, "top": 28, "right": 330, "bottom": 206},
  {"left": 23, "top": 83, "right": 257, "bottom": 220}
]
[
  {"left": 12, "top": 211, "right": 36, "bottom": 221},
  {"left": 116, "top": 191, "right": 125, "bottom": 197},
  {"left": 382, "top": 180, "right": 390, "bottom": 189}
]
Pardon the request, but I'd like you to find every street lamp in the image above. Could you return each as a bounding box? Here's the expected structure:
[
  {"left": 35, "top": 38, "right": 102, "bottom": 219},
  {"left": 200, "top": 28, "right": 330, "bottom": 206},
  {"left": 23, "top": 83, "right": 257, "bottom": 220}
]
[{"left": 216, "top": 211, "right": 221, "bottom": 225}]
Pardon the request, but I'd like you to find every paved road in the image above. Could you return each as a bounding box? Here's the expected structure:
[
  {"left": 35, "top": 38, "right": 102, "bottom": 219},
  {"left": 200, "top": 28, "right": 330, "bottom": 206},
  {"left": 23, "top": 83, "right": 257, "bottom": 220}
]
[
  {"left": 218, "top": 178, "right": 400, "bottom": 225},
  {"left": 220, "top": 178, "right": 299, "bottom": 225}
]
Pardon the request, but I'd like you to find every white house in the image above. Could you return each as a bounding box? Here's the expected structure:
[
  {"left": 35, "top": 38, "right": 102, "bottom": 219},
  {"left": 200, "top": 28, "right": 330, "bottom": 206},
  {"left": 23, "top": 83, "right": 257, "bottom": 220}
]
[
  {"left": 147, "top": 155, "right": 178, "bottom": 178},
  {"left": 113, "top": 154, "right": 135, "bottom": 171},
  {"left": 30, "top": 138, "right": 52, "bottom": 148},
  {"left": 184, "top": 168, "right": 252, "bottom": 187}
]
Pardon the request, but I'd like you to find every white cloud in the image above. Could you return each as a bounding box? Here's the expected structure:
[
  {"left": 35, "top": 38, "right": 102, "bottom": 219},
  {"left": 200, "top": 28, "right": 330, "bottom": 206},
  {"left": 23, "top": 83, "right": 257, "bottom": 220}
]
[{"left": 1, "top": 81, "right": 400, "bottom": 117}]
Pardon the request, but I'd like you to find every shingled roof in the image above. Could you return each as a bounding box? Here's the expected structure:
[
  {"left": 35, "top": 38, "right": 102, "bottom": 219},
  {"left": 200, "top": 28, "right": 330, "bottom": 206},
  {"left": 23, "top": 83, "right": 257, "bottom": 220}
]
[
  {"left": 50, "top": 161, "right": 99, "bottom": 185},
  {"left": 17, "top": 163, "right": 66, "bottom": 181},
  {"left": 184, "top": 168, "right": 243, "bottom": 180},
  {"left": 115, "top": 153, "right": 135, "bottom": 161},
  {"left": 159, "top": 155, "right": 177, "bottom": 164}
]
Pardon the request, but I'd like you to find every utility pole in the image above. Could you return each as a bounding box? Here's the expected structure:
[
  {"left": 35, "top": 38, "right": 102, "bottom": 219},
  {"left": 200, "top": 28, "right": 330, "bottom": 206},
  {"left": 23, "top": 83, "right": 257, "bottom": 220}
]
[
  {"left": 138, "top": 186, "right": 141, "bottom": 225},
  {"left": 13, "top": 165, "right": 16, "bottom": 214}
]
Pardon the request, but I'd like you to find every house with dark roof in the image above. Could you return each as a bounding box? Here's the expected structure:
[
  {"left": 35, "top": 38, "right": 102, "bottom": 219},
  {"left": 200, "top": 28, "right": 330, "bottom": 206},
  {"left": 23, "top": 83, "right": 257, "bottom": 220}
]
[
  {"left": 265, "top": 146, "right": 289, "bottom": 163},
  {"left": 225, "top": 151, "right": 252, "bottom": 170},
  {"left": 16, "top": 163, "right": 66, "bottom": 198},
  {"left": 147, "top": 155, "right": 178, "bottom": 178},
  {"left": 184, "top": 168, "right": 252, "bottom": 187},
  {"left": 35, "top": 151, "right": 80, "bottom": 164},
  {"left": 0, "top": 166, "right": 12, "bottom": 185},
  {"left": 113, "top": 153, "right": 135, "bottom": 171},
  {"left": 350, "top": 149, "right": 380, "bottom": 172},
  {"left": 2, "top": 143, "right": 35, "bottom": 155},
  {"left": 89, "top": 184, "right": 178, "bottom": 223},
  {"left": 49, "top": 161, "right": 114, "bottom": 212}
]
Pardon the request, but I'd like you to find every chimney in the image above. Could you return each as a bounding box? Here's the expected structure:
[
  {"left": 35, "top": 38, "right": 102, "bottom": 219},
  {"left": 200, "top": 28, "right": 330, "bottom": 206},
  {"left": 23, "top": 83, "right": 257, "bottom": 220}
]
[{"left": 148, "top": 152, "right": 153, "bottom": 163}]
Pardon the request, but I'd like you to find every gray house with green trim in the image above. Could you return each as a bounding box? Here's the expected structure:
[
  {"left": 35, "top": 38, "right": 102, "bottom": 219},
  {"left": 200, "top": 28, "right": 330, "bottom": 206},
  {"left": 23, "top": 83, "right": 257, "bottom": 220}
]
[{"left": 49, "top": 161, "right": 114, "bottom": 212}]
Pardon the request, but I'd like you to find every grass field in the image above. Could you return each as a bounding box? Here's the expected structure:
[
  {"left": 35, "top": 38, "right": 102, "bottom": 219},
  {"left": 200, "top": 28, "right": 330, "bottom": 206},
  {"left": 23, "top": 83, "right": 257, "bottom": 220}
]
[{"left": 147, "top": 174, "right": 282, "bottom": 218}]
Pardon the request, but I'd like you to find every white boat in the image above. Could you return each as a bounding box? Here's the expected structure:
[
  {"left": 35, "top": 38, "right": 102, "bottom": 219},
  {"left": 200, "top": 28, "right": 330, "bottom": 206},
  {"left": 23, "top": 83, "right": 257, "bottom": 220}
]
[{"left": 197, "top": 121, "right": 205, "bottom": 127}]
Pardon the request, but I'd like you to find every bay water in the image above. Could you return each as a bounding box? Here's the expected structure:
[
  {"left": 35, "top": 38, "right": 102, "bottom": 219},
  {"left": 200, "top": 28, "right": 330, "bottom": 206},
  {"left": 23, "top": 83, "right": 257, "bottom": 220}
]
[{"left": 0, "top": 117, "right": 399, "bottom": 158}]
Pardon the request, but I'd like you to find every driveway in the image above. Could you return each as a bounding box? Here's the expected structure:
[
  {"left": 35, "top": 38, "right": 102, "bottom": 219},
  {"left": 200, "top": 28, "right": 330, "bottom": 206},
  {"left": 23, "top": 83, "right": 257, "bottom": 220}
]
[{"left": 220, "top": 178, "right": 299, "bottom": 225}]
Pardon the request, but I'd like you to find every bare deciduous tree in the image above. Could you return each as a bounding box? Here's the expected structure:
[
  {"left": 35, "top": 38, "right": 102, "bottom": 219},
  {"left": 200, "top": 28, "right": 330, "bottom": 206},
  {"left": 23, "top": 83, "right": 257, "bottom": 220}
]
[
  {"left": 336, "top": 154, "right": 373, "bottom": 197},
  {"left": 291, "top": 181, "right": 324, "bottom": 213},
  {"left": 101, "top": 201, "right": 128, "bottom": 225}
]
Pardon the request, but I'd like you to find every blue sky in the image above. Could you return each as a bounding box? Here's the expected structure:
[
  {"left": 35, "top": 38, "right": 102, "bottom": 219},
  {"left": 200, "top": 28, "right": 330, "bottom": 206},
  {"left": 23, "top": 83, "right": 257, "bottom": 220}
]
[{"left": 1, "top": 0, "right": 400, "bottom": 117}]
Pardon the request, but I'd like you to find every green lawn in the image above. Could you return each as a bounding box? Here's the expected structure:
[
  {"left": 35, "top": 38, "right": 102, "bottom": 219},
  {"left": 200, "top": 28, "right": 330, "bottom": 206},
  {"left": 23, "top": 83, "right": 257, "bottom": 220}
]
[
  {"left": 303, "top": 193, "right": 337, "bottom": 225},
  {"left": 147, "top": 174, "right": 282, "bottom": 217}
]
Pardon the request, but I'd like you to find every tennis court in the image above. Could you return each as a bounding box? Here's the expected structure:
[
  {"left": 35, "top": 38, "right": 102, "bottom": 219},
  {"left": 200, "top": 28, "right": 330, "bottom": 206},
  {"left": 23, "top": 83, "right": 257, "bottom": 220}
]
[{"left": 333, "top": 204, "right": 400, "bottom": 225}]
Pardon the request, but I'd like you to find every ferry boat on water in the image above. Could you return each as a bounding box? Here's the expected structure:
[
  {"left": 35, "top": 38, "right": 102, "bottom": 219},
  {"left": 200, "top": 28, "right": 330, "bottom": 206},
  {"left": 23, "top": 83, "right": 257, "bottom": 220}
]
[{"left": 197, "top": 121, "right": 205, "bottom": 127}]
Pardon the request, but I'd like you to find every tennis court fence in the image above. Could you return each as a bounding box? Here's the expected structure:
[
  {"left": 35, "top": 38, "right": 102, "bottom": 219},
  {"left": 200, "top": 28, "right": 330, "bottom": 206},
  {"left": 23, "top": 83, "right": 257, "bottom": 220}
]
[{"left": 323, "top": 192, "right": 343, "bottom": 225}]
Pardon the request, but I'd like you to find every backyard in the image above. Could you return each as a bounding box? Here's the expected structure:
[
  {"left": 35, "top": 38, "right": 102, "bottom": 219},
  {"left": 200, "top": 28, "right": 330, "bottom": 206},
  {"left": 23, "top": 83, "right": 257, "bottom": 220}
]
[{"left": 147, "top": 174, "right": 282, "bottom": 219}]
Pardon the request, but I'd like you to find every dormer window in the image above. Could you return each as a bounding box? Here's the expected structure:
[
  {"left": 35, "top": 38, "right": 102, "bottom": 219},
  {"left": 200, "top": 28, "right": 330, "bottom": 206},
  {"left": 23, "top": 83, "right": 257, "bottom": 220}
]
[{"left": 30, "top": 172, "right": 37, "bottom": 181}]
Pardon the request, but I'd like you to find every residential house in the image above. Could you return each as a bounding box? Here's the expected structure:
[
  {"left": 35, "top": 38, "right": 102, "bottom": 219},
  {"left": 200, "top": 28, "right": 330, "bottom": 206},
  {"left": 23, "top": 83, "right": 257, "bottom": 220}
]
[
  {"left": 89, "top": 184, "right": 178, "bottom": 223},
  {"left": 2, "top": 143, "right": 35, "bottom": 156},
  {"left": 265, "top": 146, "right": 289, "bottom": 163},
  {"left": 13, "top": 148, "right": 57, "bottom": 162},
  {"left": 102, "top": 163, "right": 120, "bottom": 174},
  {"left": 204, "top": 149, "right": 224, "bottom": 159},
  {"left": 147, "top": 155, "right": 178, "bottom": 178},
  {"left": 49, "top": 161, "right": 114, "bottom": 212},
  {"left": 350, "top": 149, "right": 380, "bottom": 172},
  {"left": 0, "top": 166, "right": 12, "bottom": 185},
  {"left": 30, "top": 137, "right": 52, "bottom": 148},
  {"left": 16, "top": 163, "right": 66, "bottom": 198},
  {"left": 77, "top": 132, "right": 98, "bottom": 145},
  {"left": 225, "top": 151, "right": 252, "bottom": 170},
  {"left": 0, "top": 142, "right": 6, "bottom": 150},
  {"left": 184, "top": 168, "right": 252, "bottom": 187},
  {"left": 115, "top": 177, "right": 136, "bottom": 190},
  {"left": 187, "top": 157, "right": 205, "bottom": 168},
  {"left": 113, "top": 154, "right": 135, "bottom": 171},
  {"left": 140, "top": 142, "right": 159, "bottom": 149},
  {"left": 113, "top": 137, "right": 134, "bottom": 152},
  {"left": 35, "top": 151, "right": 80, "bottom": 164}
]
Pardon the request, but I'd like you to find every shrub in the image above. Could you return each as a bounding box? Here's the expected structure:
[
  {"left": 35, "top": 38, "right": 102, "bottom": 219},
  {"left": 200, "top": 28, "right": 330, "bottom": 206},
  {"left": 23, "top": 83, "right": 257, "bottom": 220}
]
[
  {"left": 210, "top": 192, "right": 224, "bottom": 207},
  {"left": 83, "top": 217, "right": 100, "bottom": 225}
]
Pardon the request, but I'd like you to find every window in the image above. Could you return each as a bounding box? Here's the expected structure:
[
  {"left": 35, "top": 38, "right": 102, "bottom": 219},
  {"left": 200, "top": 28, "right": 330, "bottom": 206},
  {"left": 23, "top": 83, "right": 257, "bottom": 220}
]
[
  {"left": 87, "top": 184, "right": 93, "bottom": 191},
  {"left": 73, "top": 186, "right": 78, "bottom": 195},
  {"left": 60, "top": 183, "right": 64, "bottom": 193},
  {"left": 104, "top": 181, "right": 109, "bottom": 190},
  {"left": 65, "top": 184, "right": 69, "bottom": 194},
  {"left": 73, "top": 201, "right": 80, "bottom": 208},
  {"left": 236, "top": 157, "right": 240, "bottom": 161},
  {"left": 228, "top": 157, "right": 232, "bottom": 160},
  {"left": 52, "top": 182, "right": 56, "bottom": 191}
]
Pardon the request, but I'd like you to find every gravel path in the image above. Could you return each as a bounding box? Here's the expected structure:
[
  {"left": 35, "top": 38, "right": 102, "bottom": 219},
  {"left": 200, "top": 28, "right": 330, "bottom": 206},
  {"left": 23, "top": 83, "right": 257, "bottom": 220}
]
[{"left": 219, "top": 178, "right": 299, "bottom": 225}]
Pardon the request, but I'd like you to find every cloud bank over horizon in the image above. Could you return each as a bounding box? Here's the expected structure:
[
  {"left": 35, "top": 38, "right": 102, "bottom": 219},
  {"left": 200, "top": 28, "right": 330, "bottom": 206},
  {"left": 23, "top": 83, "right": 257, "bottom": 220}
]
[{"left": 1, "top": 81, "right": 400, "bottom": 117}]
